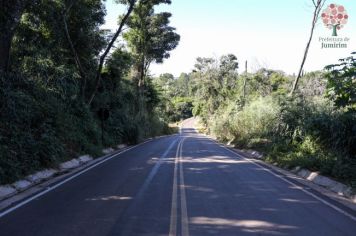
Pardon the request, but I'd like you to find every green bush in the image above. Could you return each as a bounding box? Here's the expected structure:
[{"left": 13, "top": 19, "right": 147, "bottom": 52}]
[
  {"left": 208, "top": 93, "right": 355, "bottom": 187},
  {"left": 0, "top": 73, "right": 99, "bottom": 184},
  {"left": 211, "top": 96, "right": 280, "bottom": 146},
  {"left": 0, "top": 72, "right": 173, "bottom": 184}
]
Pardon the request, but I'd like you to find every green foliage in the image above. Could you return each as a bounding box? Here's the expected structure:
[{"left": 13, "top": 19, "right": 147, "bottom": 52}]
[
  {"left": 0, "top": 0, "right": 179, "bottom": 185},
  {"left": 0, "top": 46, "right": 173, "bottom": 185},
  {"left": 124, "top": 0, "right": 180, "bottom": 83},
  {"left": 152, "top": 73, "right": 194, "bottom": 122},
  {"left": 223, "top": 97, "right": 280, "bottom": 144},
  {"left": 176, "top": 52, "right": 356, "bottom": 187},
  {"left": 12, "top": 0, "right": 106, "bottom": 75},
  {"left": 298, "top": 71, "right": 326, "bottom": 97},
  {"left": 161, "top": 97, "right": 193, "bottom": 122},
  {"left": 208, "top": 92, "right": 356, "bottom": 185},
  {"left": 91, "top": 49, "right": 172, "bottom": 145},
  {"left": 0, "top": 73, "right": 101, "bottom": 184},
  {"left": 172, "top": 97, "right": 193, "bottom": 120},
  {"left": 191, "top": 55, "right": 239, "bottom": 120},
  {"left": 325, "top": 52, "right": 356, "bottom": 111},
  {"left": 244, "top": 69, "right": 291, "bottom": 98}
]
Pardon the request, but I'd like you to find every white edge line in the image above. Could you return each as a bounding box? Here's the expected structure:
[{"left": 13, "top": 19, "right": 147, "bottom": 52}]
[
  {"left": 217, "top": 143, "right": 356, "bottom": 222},
  {"left": 0, "top": 138, "right": 154, "bottom": 218}
]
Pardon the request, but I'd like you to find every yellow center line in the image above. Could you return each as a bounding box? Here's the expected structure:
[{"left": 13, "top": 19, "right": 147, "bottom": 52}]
[
  {"left": 169, "top": 138, "right": 181, "bottom": 236},
  {"left": 169, "top": 137, "right": 189, "bottom": 236},
  {"left": 179, "top": 138, "right": 189, "bottom": 236}
]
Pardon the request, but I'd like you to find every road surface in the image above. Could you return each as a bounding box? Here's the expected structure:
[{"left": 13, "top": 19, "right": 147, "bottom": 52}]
[{"left": 0, "top": 118, "right": 355, "bottom": 235}]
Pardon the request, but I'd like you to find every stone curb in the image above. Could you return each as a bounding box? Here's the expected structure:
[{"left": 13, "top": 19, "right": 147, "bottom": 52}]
[
  {"left": 242, "top": 149, "right": 264, "bottom": 159},
  {"left": 59, "top": 159, "right": 81, "bottom": 170},
  {"left": 117, "top": 144, "right": 127, "bottom": 149},
  {"left": 0, "top": 186, "right": 17, "bottom": 199},
  {"left": 236, "top": 148, "right": 356, "bottom": 203},
  {"left": 26, "top": 169, "right": 58, "bottom": 184},
  {"left": 78, "top": 154, "right": 94, "bottom": 164},
  {"left": 0, "top": 143, "right": 128, "bottom": 201},
  {"left": 12, "top": 180, "right": 33, "bottom": 191},
  {"left": 102, "top": 148, "right": 115, "bottom": 155},
  {"left": 297, "top": 168, "right": 354, "bottom": 200}
]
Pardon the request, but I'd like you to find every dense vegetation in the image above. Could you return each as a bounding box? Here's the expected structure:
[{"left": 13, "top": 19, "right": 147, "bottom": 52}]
[
  {"left": 1, "top": 1, "right": 355, "bottom": 191},
  {"left": 0, "top": 0, "right": 179, "bottom": 184},
  {"left": 157, "top": 53, "right": 356, "bottom": 188}
]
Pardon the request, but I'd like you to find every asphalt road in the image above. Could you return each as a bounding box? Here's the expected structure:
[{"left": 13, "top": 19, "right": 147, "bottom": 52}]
[{"left": 0, "top": 118, "right": 355, "bottom": 235}]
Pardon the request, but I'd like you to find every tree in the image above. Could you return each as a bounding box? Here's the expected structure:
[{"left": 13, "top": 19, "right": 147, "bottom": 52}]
[
  {"left": 9, "top": 0, "right": 107, "bottom": 99},
  {"left": 290, "top": 0, "right": 325, "bottom": 95},
  {"left": 194, "top": 57, "right": 216, "bottom": 73},
  {"left": 154, "top": 73, "right": 174, "bottom": 93},
  {"left": 157, "top": 73, "right": 174, "bottom": 86},
  {"left": 219, "top": 54, "right": 238, "bottom": 76},
  {"left": 106, "top": 48, "right": 133, "bottom": 84},
  {"left": 88, "top": 0, "right": 137, "bottom": 104},
  {"left": 298, "top": 71, "right": 326, "bottom": 97},
  {"left": 0, "top": 0, "right": 33, "bottom": 72},
  {"left": 124, "top": 0, "right": 180, "bottom": 97},
  {"left": 218, "top": 54, "right": 238, "bottom": 97},
  {"left": 61, "top": 0, "right": 89, "bottom": 97},
  {"left": 321, "top": 4, "right": 348, "bottom": 37},
  {"left": 175, "top": 73, "right": 191, "bottom": 97},
  {"left": 191, "top": 55, "right": 239, "bottom": 122},
  {"left": 325, "top": 52, "right": 356, "bottom": 111}
]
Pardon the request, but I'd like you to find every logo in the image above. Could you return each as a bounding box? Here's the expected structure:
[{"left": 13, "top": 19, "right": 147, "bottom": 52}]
[
  {"left": 319, "top": 3, "right": 350, "bottom": 49},
  {"left": 321, "top": 3, "right": 348, "bottom": 37}
]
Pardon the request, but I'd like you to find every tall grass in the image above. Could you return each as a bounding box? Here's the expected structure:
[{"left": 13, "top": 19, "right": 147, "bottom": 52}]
[{"left": 210, "top": 95, "right": 356, "bottom": 187}]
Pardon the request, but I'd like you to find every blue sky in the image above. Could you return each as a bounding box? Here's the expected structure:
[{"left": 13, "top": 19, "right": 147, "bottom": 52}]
[{"left": 103, "top": 0, "right": 356, "bottom": 76}]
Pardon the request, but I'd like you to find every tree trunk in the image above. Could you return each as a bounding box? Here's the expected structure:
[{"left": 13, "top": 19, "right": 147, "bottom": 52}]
[
  {"left": 0, "top": 34, "right": 12, "bottom": 72},
  {"left": 0, "top": 0, "right": 29, "bottom": 72},
  {"left": 290, "top": 0, "right": 325, "bottom": 95},
  {"left": 62, "top": 8, "right": 87, "bottom": 99},
  {"left": 87, "top": 0, "right": 136, "bottom": 105},
  {"left": 137, "top": 57, "right": 146, "bottom": 114},
  {"left": 332, "top": 25, "right": 338, "bottom": 37}
]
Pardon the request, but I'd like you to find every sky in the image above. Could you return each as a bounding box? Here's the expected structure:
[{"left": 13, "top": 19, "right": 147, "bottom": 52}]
[{"left": 103, "top": 0, "right": 356, "bottom": 77}]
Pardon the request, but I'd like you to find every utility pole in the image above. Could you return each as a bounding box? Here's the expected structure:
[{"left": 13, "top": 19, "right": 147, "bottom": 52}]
[{"left": 242, "top": 60, "right": 247, "bottom": 99}]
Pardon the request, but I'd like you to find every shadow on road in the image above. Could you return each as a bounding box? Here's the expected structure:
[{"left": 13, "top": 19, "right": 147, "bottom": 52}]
[{"left": 174, "top": 129, "right": 354, "bottom": 235}]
